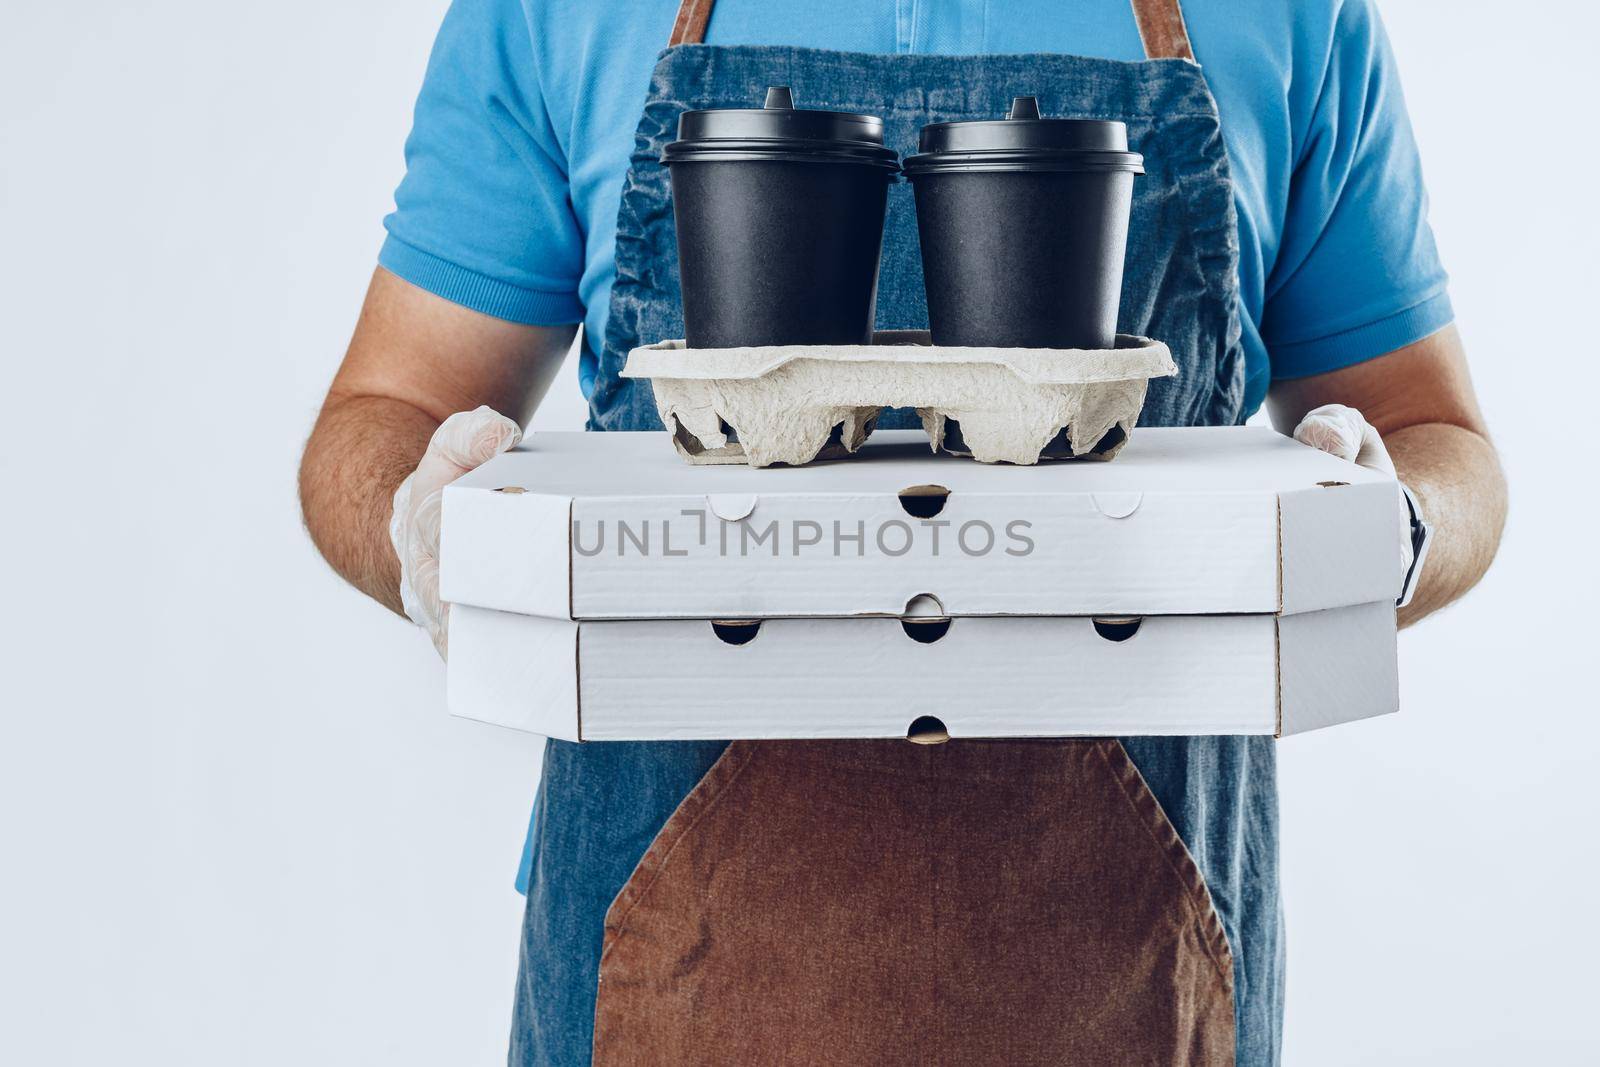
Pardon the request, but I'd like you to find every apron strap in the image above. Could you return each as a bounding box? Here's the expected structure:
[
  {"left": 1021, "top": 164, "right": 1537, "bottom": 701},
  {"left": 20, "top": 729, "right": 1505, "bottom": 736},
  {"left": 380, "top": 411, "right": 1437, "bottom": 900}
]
[
  {"left": 666, "top": 0, "right": 1193, "bottom": 60},
  {"left": 1129, "top": 0, "right": 1195, "bottom": 61},
  {"left": 669, "top": 0, "right": 715, "bottom": 46}
]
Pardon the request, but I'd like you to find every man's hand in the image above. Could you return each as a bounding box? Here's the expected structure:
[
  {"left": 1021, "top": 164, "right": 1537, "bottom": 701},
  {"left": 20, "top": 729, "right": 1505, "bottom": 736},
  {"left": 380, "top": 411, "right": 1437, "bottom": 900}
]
[
  {"left": 299, "top": 268, "right": 575, "bottom": 623},
  {"left": 390, "top": 407, "right": 522, "bottom": 657},
  {"left": 1268, "top": 324, "right": 1507, "bottom": 627},
  {"left": 1291, "top": 403, "right": 1416, "bottom": 586}
]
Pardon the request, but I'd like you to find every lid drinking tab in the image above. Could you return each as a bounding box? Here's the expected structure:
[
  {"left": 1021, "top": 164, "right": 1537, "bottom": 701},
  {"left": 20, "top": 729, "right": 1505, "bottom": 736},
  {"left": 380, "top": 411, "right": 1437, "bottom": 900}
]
[
  {"left": 662, "top": 87, "right": 899, "bottom": 171},
  {"left": 1008, "top": 96, "right": 1042, "bottom": 121},
  {"left": 902, "top": 95, "right": 1145, "bottom": 176}
]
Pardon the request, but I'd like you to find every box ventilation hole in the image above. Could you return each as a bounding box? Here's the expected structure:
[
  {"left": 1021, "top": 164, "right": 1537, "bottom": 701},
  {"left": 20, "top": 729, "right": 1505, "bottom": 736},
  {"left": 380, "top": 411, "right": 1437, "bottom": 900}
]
[
  {"left": 1316, "top": 480, "right": 1350, "bottom": 488},
  {"left": 494, "top": 486, "right": 527, "bottom": 494},
  {"left": 907, "top": 715, "right": 951, "bottom": 745},
  {"left": 901, "top": 617, "right": 951, "bottom": 643},
  {"left": 710, "top": 620, "right": 762, "bottom": 645},
  {"left": 903, "top": 593, "right": 945, "bottom": 618},
  {"left": 899, "top": 485, "right": 950, "bottom": 518},
  {"left": 1091, "top": 616, "right": 1143, "bottom": 642}
]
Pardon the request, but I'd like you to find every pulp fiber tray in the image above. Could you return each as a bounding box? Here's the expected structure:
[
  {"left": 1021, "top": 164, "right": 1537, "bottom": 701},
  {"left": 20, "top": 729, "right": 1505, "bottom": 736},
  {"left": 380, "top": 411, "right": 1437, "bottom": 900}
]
[{"left": 621, "top": 331, "right": 1176, "bottom": 467}]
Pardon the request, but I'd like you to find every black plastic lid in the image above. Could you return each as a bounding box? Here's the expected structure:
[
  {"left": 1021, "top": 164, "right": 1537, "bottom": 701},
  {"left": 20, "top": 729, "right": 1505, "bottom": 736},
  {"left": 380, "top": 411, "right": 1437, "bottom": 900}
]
[
  {"left": 903, "top": 96, "right": 1144, "bottom": 176},
  {"left": 662, "top": 87, "right": 899, "bottom": 170}
]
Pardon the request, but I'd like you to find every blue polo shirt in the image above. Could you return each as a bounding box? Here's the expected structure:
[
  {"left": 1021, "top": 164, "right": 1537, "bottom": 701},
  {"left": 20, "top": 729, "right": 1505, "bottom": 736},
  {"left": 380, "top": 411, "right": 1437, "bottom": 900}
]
[{"left": 380, "top": 0, "right": 1452, "bottom": 419}]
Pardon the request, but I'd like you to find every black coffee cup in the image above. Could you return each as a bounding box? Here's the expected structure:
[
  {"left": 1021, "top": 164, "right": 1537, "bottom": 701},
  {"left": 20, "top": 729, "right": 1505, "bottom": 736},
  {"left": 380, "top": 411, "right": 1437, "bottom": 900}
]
[
  {"left": 662, "top": 87, "right": 899, "bottom": 350},
  {"left": 903, "top": 97, "right": 1144, "bottom": 350}
]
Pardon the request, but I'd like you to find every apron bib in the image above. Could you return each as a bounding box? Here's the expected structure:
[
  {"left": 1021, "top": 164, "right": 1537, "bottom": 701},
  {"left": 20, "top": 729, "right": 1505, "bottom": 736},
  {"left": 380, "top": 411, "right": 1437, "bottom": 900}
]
[{"left": 513, "top": 3, "right": 1282, "bottom": 1064}]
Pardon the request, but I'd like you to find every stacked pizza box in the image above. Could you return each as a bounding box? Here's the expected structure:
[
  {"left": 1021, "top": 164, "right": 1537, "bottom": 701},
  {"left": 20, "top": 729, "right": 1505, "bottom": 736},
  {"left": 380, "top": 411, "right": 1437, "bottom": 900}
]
[{"left": 440, "top": 425, "right": 1402, "bottom": 742}]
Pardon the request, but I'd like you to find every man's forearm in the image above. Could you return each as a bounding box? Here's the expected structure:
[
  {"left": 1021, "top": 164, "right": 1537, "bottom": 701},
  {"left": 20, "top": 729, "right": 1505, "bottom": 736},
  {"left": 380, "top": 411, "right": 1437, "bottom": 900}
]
[
  {"left": 299, "top": 393, "right": 439, "bottom": 616},
  {"left": 302, "top": 270, "right": 576, "bottom": 620},
  {"left": 1388, "top": 422, "right": 1507, "bottom": 628}
]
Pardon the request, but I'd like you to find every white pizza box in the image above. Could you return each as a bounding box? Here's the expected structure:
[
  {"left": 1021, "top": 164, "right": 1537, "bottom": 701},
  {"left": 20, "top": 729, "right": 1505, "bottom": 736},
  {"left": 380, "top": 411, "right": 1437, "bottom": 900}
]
[
  {"left": 440, "top": 427, "right": 1402, "bottom": 620},
  {"left": 446, "top": 600, "right": 1398, "bottom": 741}
]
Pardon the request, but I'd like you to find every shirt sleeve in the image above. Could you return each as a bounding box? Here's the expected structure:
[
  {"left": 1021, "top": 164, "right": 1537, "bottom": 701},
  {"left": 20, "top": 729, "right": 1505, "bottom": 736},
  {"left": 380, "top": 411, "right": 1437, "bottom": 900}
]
[
  {"left": 378, "top": 0, "right": 585, "bottom": 325},
  {"left": 1262, "top": 0, "right": 1453, "bottom": 379}
]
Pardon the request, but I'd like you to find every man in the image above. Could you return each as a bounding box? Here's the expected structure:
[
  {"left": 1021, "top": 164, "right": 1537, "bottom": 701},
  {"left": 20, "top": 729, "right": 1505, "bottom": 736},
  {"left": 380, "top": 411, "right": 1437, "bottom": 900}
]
[{"left": 300, "top": 0, "right": 1506, "bottom": 1062}]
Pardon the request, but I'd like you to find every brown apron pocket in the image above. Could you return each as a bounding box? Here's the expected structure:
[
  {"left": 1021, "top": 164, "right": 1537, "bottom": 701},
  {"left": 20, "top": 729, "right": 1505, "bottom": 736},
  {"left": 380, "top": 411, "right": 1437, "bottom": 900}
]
[{"left": 593, "top": 739, "right": 1235, "bottom": 1066}]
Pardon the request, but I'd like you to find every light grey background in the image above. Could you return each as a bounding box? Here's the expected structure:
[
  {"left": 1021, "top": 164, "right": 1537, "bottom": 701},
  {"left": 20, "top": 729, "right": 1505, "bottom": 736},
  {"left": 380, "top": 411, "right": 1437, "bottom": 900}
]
[{"left": 2, "top": 2, "right": 1595, "bottom": 1063}]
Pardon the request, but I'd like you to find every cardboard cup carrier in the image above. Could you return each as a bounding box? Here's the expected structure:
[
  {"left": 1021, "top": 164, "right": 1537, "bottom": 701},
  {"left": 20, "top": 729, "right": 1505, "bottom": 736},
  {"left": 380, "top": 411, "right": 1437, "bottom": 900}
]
[
  {"left": 651, "top": 93, "right": 1156, "bottom": 467},
  {"left": 624, "top": 332, "right": 1175, "bottom": 467}
]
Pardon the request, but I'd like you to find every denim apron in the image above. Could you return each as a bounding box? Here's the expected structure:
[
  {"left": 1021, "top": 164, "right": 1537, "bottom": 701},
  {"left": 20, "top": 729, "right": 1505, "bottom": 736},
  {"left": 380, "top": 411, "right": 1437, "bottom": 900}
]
[{"left": 512, "top": 1, "right": 1281, "bottom": 1062}]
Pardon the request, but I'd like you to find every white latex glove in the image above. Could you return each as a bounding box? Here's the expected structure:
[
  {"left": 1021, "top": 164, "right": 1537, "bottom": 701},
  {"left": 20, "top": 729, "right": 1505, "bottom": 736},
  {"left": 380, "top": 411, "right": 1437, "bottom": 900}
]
[
  {"left": 1292, "top": 403, "right": 1415, "bottom": 584},
  {"left": 389, "top": 406, "right": 523, "bottom": 658}
]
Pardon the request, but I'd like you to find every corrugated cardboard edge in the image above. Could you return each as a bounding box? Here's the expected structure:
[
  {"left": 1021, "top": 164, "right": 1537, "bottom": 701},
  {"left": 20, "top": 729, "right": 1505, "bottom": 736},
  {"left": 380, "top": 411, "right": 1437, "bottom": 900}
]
[
  {"left": 1275, "top": 496, "right": 1286, "bottom": 615},
  {"left": 574, "top": 621, "right": 583, "bottom": 742},
  {"left": 1275, "top": 494, "right": 1284, "bottom": 737},
  {"left": 1274, "top": 614, "right": 1283, "bottom": 738}
]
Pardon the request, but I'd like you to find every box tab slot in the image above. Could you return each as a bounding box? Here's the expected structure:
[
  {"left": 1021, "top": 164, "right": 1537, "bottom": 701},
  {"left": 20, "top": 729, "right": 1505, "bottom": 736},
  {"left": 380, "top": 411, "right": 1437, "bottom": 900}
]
[
  {"left": 1091, "top": 616, "right": 1143, "bottom": 642},
  {"left": 907, "top": 715, "right": 951, "bottom": 745},
  {"left": 899, "top": 484, "right": 950, "bottom": 519},
  {"left": 902, "top": 618, "right": 951, "bottom": 643},
  {"left": 710, "top": 619, "right": 762, "bottom": 645}
]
